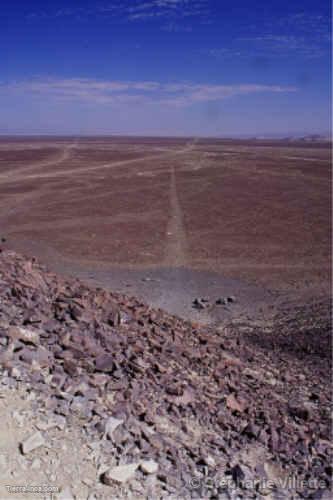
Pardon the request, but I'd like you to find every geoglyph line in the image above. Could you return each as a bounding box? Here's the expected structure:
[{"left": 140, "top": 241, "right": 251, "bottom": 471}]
[
  {"left": 164, "top": 165, "right": 188, "bottom": 267},
  {"left": 0, "top": 141, "right": 195, "bottom": 184},
  {"left": 0, "top": 142, "right": 78, "bottom": 182}
]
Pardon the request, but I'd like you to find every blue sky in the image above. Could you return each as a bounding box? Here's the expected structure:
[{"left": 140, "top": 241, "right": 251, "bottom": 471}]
[{"left": 0, "top": 0, "right": 331, "bottom": 136}]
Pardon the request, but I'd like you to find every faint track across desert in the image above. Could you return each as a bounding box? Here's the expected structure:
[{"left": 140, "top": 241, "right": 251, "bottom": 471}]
[
  {"left": 0, "top": 140, "right": 195, "bottom": 184},
  {"left": 0, "top": 141, "right": 78, "bottom": 183},
  {"left": 0, "top": 137, "right": 330, "bottom": 295},
  {"left": 164, "top": 164, "right": 188, "bottom": 267}
]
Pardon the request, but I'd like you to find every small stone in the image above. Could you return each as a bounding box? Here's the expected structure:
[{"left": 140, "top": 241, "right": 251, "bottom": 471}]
[
  {"left": 0, "top": 345, "right": 15, "bottom": 365},
  {"left": 95, "top": 354, "right": 115, "bottom": 373},
  {"left": 87, "top": 494, "right": 97, "bottom": 500},
  {"left": 31, "top": 360, "right": 41, "bottom": 372},
  {"left": 140, "top": 460, "right": 159, "bottom": 475},
  {"left": 192, "top": 298, "right": 207, "bottom": 310},
  {"left": 11, "top": 367, "right": 22, "bottom": 380},
  {"left": 7, "top": 326, "right": 40, "bottom": 345},
  {"left": 231, "top": 464, "right": 245, "bottom": 485},
  {"left": 203, "top": 455, "right": 216, "bottom": 468},
  {"left": 82, "top": 477, "right": 94, "bottom": 487},
  {"left": 31, "top": 458, "right": 41, "bottom": 470},
  {"left": 21, "top": 431, "right": 45, "bottom": 455},
  {"left": 216, "top": 298, "right": 228, "bottom": 306},
  {"left": 54, "top": 415, "right": 67, "bottom": 431},
  {"left": 105, "top": 417, "right": 123, "bottom": 440},
  {"left": 242, "top": 423, "right": 259, "bottom": 438},
  {"left": 288, "top": 400, "right": 310, "bottom": 421},
  {"left": 12, "top": 410, "right": 25, "bottom": 427},
  {"left": 26, "top": 391, "right": 36, "bottom": 401},
  {"left": 17, "top": 455, "right": 28, "bottom": 470},
  {"left": 36, "top": 420, "right": 53, "bottom": 431},
  {"left": 226, "top": 394, "right": 247, "bottom": 413},
  {"left": 63, "top": 359, "right": 78, "bottom": 377},
  {"left": 58, "top": 486, "right": 75, "bottom": 499},
  {"left": 102, "top": 463, "right": 139, "bottom": 485},
  {"left": 36, "top": 415, "right": 66, "bottom": 431}
]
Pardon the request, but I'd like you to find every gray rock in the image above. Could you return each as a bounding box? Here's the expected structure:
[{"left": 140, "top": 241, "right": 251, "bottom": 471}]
[
  {"left": 7, "top": 326, "right": 40, "bottom": 345},
  {"left": 0, "top": 345, "right": 15, "bottom": 366},
  {"left": 12, "top": 410, "right": 25, "bottom": 427},
  {"left": 95, "top": 354, "right": 115, "bottom": 373},
  {"left": 31, "top": 457, "right": 41, "bottom": 470},
  {"left": 193, "top": 298, "right": 208, "bottom": 310},
  {"left": 57, "top": 486, "right": 75, "bottom": 499},
  {"left": 102, "top": 463, "right": 139, "bottom": 485},
  {"left": 105, "top": 416, "right": 124, "bottom": 440},
  {"left": 36, "top": 415, "right": 66, "bottom": 431},
  {"left": 140, "top": 459, "right": 159, "bottom": 474},
  {"left": 87, "top": 494, "right": 97, "bottom": 500},
  {"left": 216, "top": 298, "right": 228, "bottom": 306},
  {"left": 21, "top": 431, "right": 45, "bottom": 454},
  {"left": 11, "top": 366, "right": 23, "bottom": 380}
]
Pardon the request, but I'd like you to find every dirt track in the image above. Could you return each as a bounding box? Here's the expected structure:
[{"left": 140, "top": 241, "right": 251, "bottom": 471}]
[
  {"left": 0, "top": 137, "right": 331, "bottom": 497},
  {"left": 0, "top": 137, "right": 331, "bottom": 323}
]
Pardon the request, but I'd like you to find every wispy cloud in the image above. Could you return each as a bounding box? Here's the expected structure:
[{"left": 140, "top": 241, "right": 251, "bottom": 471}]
[
  {"left": 206, "top": 48, "right": 243, "bottom": 59},
  {"left": 250, "top": 11, "right": 330, "bottom": 58},
  {"left": 161, "top": 22, "right": 193, "bottom": 32},
  {"left": 127, "top": 0, "right": 209, "bottom": 21},
  {"left": 205, "top": 10, "right": 330, "bottom": 61},
  {"left": 0, "top": 78, "right": 297, "bottom": 107},
  {"left": 238, "top": 34, "right": 329, "bottom": 59},
  {"left": 26, "top": 1, "right": 210, "bottom": 27},
  {"left": 27, "top": 4, "right": 123, "bottom": 20},
  {"left": 278, "top": 12, "right": 330, "bottom": 36}
]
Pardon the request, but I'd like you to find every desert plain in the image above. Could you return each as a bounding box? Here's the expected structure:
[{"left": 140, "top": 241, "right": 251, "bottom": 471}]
[
  {"left": 0, "top": 136, "right": 332, "bottom": 499},
  {"left": 0, "top": 136, "right": 331, "bottom": 323}
]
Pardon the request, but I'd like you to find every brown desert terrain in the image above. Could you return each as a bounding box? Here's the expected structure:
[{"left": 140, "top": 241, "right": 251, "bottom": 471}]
[
  {"left": 0, "top": 136, "right": 331, "bottom": 323},
  {"left": 0, "top": 137, "right": 331, "bottom": 499}
]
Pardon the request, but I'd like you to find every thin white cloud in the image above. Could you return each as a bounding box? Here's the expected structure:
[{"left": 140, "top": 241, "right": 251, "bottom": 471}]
[
  {"left": 202, "top": 10, "right": 330, "bottom": 61},
  {"left": 207, "top": 19, "right": 330, "bottom": 62},
  {"left": 241, "top": 11, "right": 331, "bottom": 59},
  {"left": 279, "top": 12, "right": 330, "bottom": 36},
  {"left": 26, "top": 0, "right": 210, "bottom": 28},
  {"left": 206, "top": 48, "right": 243, "bottom": 59},
  {"left": 241, "top": 34, "right": 328, "bottom": 59},
  {"left": 1, "top": 78, "right": 297, "bottom": 107},
  {"left": 161, "top": 22, "right": 193, "bottom": 32}
]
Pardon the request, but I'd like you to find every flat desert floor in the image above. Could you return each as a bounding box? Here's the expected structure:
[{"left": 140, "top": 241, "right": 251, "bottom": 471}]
[{"left": 0, "top": 137, "right": 331, "bottom": 323}]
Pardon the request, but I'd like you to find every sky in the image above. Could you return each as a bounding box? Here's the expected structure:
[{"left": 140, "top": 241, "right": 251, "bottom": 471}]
[{"left": 0, "top": 0, "right": 331, "bottom": 136}]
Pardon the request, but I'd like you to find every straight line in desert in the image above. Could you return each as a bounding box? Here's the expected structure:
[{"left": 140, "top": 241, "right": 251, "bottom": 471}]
[
  {"left": 0, "top": 141, "right": 78, "bottom": 182},
  {"left": 164, "top": 165, "right": 188, "bottom": 267},
  {"left": 0, "top": 142, "right": 194, "bottom": 182},
  {"left": 282, "top": 156, "right": 330, "bottom": 162}
]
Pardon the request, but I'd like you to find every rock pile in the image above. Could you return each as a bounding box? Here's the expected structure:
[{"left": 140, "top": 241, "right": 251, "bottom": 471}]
[
  {"left": 0, "top": 249, "right": 331, "bottom": 498},
  {"left": 192, "top": 296, "right": 236, "bottom": 310}
]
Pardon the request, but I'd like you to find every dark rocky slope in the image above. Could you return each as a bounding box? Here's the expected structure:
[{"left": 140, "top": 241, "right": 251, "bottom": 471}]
[{"left": 0, "top": 249, "right": 331, "bottom": 498}]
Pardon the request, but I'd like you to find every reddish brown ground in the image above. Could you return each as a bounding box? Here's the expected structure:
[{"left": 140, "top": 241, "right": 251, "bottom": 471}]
[{"left": 0, "top": 137, "right": 331, "bottom": 296}]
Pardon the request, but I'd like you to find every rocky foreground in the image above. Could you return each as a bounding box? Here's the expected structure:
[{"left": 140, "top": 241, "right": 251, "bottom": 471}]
[{"left": 0, "top": 249, "right": 331, "bottom": 499}]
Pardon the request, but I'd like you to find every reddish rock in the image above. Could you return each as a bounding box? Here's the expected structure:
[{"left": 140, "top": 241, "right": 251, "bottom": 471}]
[{"left": 95, "top": 354, "right": 115, "bottom": 373}]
